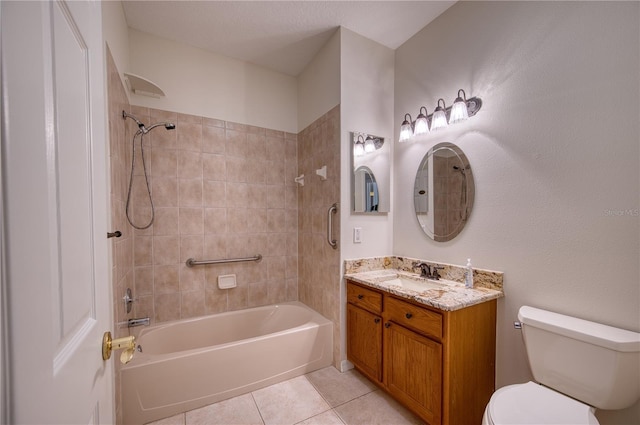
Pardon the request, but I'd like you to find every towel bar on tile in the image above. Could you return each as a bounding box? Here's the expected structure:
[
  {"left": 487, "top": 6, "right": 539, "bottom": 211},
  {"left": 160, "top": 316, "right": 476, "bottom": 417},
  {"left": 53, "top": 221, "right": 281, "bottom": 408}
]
[{"left": 185, "top": 254, "right": 262, "bottom": 267}]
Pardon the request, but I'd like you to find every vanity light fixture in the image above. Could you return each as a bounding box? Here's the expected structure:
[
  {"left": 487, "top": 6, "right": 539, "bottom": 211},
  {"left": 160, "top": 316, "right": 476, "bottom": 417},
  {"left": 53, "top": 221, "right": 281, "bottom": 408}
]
[
  {"left": 413, "top": 107, "right": 429, "bottom": 136},
  {"left": 354, "top": 132, "right": 385, "bottom": 156},
  {"left": 449, "top": 89, "right": 469, "bottom": 124},
  {"left": 354, "top": 135, "right": 365, "bottom": 157},
  {"left": 431, "top": 99, "right": 448, "bottom": 131},
  {"left": 398, "top": 89, "right": 482, "bottom": 142},
  {"left": 399, "top": 113, "right": 413, "bottom": 143}
]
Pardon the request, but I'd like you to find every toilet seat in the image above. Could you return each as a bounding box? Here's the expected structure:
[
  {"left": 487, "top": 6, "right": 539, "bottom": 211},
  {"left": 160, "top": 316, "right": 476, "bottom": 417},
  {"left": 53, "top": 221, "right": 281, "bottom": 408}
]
[{"left": 484, "top": 382, "right": 599, "bottom": 425}]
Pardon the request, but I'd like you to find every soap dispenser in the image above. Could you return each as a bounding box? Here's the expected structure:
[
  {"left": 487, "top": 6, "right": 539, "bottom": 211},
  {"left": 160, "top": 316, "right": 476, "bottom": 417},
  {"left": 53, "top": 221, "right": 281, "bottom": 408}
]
[{"left": 465, "top": 258, "right": 474, "bottom": 288}]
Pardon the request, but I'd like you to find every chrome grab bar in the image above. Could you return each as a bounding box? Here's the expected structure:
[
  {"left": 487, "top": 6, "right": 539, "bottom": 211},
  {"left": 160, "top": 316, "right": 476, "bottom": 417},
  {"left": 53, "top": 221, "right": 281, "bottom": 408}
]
[
  {"left": 327, "top": 203, "right": 338, "bottom": 249},
  {"left": 185, "top": 254, "right": 262, "bottom": 267}
]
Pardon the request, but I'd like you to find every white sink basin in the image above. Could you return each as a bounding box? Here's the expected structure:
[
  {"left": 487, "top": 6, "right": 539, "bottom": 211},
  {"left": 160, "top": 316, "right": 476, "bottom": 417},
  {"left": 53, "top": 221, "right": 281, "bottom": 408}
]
[{"left": 377, "top": 275, "right": 446, "bottom": 292}]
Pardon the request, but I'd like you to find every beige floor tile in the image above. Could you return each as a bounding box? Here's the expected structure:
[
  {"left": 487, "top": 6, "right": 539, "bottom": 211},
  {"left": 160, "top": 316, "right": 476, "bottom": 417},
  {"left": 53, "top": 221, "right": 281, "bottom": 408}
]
[
  {"left": 252, "top": 375, "right": 331, "bottom": 425},
  {"left": 185, "top": 393, "right": 263, "bottom": 425},
  {"left": 334, "top": 391, "right": 424, "bottom": 425},
  {"left": 146, "top": 413, "right": 185, "bottom": 425},
  {"left": 295, "top": 410, "right": 345, "bottom": 425},
  {"left": 305, "top": 367, "right": 377, "bottom": 407}
]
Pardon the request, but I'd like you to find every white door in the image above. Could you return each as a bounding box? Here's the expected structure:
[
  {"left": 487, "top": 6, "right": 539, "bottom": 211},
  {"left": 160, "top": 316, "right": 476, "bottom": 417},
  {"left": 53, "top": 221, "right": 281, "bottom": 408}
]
[{"left": 2, "top": 1, "right": 113, "bottom": 423}]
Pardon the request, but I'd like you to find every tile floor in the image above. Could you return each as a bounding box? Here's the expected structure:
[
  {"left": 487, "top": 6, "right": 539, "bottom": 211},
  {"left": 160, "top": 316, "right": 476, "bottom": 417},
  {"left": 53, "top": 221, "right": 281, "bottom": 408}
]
[{"left": 146, "top": 366, "right": 425, "bottom": 425}]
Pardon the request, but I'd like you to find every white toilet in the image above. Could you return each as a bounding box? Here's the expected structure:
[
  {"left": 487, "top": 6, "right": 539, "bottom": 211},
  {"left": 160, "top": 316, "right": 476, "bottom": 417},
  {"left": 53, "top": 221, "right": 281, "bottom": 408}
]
[{"left": 483, "top": 305, "right": 640, "bottom": 425}]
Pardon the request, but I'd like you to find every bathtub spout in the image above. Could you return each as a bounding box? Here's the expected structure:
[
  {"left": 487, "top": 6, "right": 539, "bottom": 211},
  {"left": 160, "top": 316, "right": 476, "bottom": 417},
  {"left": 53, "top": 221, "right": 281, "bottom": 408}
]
[{"left": 128, "top": 317, "right": 150, "bottom": 328}]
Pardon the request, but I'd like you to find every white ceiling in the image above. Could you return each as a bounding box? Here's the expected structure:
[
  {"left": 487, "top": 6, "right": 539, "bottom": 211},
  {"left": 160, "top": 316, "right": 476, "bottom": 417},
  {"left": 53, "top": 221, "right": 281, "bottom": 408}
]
[{"left": 122, "top": 1, "right": 456, "bottom": 76}]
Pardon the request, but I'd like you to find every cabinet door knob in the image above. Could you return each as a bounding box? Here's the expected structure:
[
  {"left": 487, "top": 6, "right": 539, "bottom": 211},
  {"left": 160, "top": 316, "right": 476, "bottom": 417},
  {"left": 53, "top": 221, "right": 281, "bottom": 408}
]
[
  {"left": 374, "top": 318, "right": 381, "bottom": 324},
  {"left": 384, "top": 322, "right": 391, "bottom": 328},
  {"left": 357, "top": 294, "right": 364, "bottom": 300},
  {"left": 405, "top": 312, "right": 413, "bottom": 319}
]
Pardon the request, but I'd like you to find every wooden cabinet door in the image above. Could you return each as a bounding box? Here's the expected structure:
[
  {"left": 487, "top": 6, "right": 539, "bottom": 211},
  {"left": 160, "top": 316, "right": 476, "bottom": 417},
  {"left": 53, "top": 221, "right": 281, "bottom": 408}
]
[
  {"left": 347, "top": 303, "right": 383, "bottom": 383},
  {"left": 384, "top": 322, "right": 442, "bottom": 425}
]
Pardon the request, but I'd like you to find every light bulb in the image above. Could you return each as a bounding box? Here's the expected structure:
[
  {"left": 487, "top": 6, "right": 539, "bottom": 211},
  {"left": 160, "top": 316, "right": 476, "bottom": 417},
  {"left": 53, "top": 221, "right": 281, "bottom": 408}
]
[
  {"left": 364, "top": 136, "right": 375, "bottom": 153},
  {"left": 431, "top": 99, "right": 448, "bottom": 130},
  {"left": 414, "top": 106, "right": 429, "bottom": 136},
  {"left": 449, "top": 89, "right": 469, "bottom": 124},
  {"left": 354, "top": 135, "right": 365, "bottom": 157},
  {"left": 399, "top": 113, "right": 413, "bottom": 142}
]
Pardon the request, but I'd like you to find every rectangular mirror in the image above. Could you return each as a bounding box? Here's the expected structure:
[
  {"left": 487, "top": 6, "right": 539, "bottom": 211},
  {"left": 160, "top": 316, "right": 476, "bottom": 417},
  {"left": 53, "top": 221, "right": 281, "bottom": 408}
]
[{"left": 351, "top": 131, "right": 390, "bottom": 213}]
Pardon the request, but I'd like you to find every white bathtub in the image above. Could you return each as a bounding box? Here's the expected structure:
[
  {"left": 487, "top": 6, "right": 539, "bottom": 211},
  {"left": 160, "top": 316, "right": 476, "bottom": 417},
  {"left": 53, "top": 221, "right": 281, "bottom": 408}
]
[{"left": 121, "top": 301, "right": 333, "bottom": 424}]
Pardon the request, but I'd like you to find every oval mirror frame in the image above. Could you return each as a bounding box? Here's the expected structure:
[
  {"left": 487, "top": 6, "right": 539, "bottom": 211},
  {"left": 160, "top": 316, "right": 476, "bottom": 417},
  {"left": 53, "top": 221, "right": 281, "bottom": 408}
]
[{"left": 413, "top": 142, "right": 475, "bottom": 242}]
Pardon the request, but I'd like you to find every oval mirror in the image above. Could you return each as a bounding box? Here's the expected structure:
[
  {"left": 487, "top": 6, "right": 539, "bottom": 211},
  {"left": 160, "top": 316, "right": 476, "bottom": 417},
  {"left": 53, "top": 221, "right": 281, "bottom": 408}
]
[
  {"left": 354, "top": 166, "right": 379, "bottom": 212},
  {"left": 414, "top": 142, "right": 474, "bottom": 242}
]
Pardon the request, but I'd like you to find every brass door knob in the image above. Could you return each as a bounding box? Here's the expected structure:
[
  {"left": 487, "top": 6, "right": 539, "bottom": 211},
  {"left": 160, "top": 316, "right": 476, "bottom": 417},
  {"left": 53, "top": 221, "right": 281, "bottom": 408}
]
[{"left": 102, "top": 332, "right": 136, "bottom": 364}]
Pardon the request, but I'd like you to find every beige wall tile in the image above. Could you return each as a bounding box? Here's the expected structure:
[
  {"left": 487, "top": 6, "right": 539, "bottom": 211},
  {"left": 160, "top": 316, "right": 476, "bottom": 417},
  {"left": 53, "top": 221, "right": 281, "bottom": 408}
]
[
  {"left": 202, "top": 125, "right": 225, "bottom": 154},
  {"left": 177, "top": 122, "right": 202, "bottom": 152},
  {"left": 225, "top": 129, "right": 247, "bottom": 157},
  {"left": 151, "top": 177, "right": 178, "bottom": 207},
  {"left": 177, "top": 150, "right": 203, "bottom": 179},
  {"left": 154, "top": 293, "right": 181, "bottom": 322},
  {"left": 154, "top": 265, "right": 179, "bottom": 294},
  {"left": 205, "top": 288, "right": 227, "bottom": 314},
  {"left": 180, "top": 290, "right": 205, "bottom": 318},
  {"left": 153, "top": 207, "right": 179, "bottom": 235},
  {"left": 151, "top": 150, "right": 177, "bottom": 177},
  {"left": 179, "top": 208, "right": 203, "bottom": 235},
  {"left": 204, "top": 208, "right": 227, "bottom": 234},
  {"left": 178, "top": 179, "right": 203, "bottom": 207},
  {"left": 203, "top": 180, "right": 227, "bottom": 208},
  {"left": 153, "top": 235, "right": 180, "bottom": 265},
  {"left": 202, "top": 154, "right": 226, "bottom": 181}
]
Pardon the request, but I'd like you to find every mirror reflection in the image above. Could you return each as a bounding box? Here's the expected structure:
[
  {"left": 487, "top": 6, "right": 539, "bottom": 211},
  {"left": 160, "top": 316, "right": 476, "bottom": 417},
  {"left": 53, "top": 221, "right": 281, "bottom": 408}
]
[
  {"left": 414, "top": 142, "right": 474, "bottom": 242},
  {"left": 351, "top": 131, "right": 390, "bottom": 213},
  {"left": 354, "top": 166, "right": 379, "bottom": 212}
]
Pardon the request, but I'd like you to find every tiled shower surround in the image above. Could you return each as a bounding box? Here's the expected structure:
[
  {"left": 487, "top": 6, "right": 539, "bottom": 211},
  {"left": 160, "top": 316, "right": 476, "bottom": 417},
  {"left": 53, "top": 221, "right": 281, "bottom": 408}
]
[
  {"left": 125, "top": 107, "right": 300, "bottom": 324},
  {"left": 297, "top": 106, "right": 341, "bottom": 366}
]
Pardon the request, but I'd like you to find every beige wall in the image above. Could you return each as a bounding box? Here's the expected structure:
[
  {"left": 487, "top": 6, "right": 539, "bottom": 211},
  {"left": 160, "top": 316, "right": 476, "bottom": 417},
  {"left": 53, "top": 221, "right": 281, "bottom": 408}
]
[
  {"left": 297, "top": 29, "right": 341, "bottom": 132},
  {"left": 394, "top": 2, "right": 639, "bottom": 423},
  {"left": 128, "top": 29, "right": 299, "bottom": 134},
  {"left": 102, "top": 1, "right": 130, "bottom": 99}
]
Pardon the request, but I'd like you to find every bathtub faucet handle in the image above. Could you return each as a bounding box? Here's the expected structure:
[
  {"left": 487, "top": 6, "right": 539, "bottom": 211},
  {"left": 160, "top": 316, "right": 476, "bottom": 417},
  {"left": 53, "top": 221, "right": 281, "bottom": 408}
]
[{"left": 123, "top": 288, "right": 135, "bottom": 314}]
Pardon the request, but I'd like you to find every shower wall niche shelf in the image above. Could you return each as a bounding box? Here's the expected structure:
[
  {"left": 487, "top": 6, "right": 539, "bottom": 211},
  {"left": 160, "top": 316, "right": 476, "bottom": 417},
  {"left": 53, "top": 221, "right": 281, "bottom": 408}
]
[{"left": 124, "top": 72, "right": 165, "bottom": 98}]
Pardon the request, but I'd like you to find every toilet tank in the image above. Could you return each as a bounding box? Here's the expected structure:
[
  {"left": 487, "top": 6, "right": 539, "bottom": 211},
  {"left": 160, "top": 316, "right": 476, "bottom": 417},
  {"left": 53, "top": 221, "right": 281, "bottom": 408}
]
[{"left": 519, "top": 305, "right": 640, "bottom": 410}]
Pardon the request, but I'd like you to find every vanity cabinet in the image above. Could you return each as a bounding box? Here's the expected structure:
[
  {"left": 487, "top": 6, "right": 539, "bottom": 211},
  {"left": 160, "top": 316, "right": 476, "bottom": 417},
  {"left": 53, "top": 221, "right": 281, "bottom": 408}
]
[
  {"left": 346, "top": 284, "right": 383, "bottom": 382},
  {"left": 346, "top": 280, "right": 497, "bottom": 425}
]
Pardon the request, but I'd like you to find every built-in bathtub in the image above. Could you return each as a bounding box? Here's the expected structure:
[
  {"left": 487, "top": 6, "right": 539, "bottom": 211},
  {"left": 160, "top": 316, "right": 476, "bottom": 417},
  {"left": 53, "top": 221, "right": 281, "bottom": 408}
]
[{"left": 121, "top": 301, "right": 333, "bottom": 424}]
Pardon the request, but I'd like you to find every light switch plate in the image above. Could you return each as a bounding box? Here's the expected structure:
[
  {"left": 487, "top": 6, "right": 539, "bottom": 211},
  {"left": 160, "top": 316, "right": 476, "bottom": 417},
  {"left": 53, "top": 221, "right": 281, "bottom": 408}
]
[{"left": 353, "top": 227, "right": 362, "bottom": 243}]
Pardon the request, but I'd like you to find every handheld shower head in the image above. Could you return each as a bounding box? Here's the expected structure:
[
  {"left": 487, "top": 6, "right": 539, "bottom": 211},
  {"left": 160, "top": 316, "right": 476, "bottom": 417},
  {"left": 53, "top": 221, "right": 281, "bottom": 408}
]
[
  {"left": 122, "top": 110, "right": 175, "bottom": 133},
  {"left": 146, "top": 122, "right": 176, "bottom": 132}
]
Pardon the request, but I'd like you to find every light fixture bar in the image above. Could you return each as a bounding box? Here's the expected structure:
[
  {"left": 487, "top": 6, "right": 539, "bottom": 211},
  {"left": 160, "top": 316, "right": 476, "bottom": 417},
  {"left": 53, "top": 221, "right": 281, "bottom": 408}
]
[{"left": 398, "top": 90, "right": 482, "bottom": 142}]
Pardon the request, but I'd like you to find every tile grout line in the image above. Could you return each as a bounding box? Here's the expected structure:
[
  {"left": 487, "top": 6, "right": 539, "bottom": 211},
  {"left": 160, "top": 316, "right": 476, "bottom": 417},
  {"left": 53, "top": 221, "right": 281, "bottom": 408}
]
[
  {"left": 301, "top": 372, "right": 381, "bottom": 425},
  {"left": 250, "top": 390, "right": 267, "bottom": 425}
]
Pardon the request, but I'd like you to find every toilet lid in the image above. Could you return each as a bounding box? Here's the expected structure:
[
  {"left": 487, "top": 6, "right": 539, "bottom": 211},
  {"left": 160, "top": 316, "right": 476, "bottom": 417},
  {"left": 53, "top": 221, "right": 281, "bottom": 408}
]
[{"left": 488, "top": 382, "right": 599, "bottom": 425}]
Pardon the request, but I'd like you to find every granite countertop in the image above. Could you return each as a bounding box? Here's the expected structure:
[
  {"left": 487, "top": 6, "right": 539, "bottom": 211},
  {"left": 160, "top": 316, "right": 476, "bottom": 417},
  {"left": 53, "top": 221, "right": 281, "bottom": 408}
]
[{"left": 345, "top": 269, "right": 504, "bottom": 312}]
